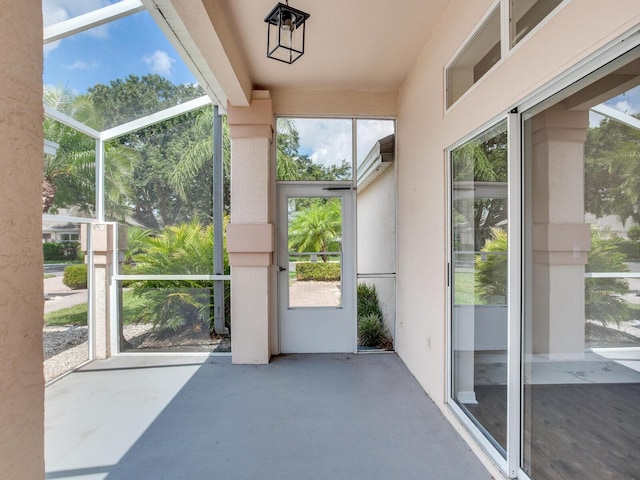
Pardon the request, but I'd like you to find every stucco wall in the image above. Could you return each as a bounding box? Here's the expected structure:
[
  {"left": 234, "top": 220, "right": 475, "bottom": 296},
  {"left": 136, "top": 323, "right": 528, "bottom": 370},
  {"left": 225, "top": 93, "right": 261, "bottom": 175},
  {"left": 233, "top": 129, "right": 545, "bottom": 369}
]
[
  {"left": 0, "top": 1, "right": 44, "bottom": 478},
  {"left": 395, "top": 0, "right": 640, "bottom": 416},
  {"left": 357, "top": 165, "right": 397, "bottom": 336}
]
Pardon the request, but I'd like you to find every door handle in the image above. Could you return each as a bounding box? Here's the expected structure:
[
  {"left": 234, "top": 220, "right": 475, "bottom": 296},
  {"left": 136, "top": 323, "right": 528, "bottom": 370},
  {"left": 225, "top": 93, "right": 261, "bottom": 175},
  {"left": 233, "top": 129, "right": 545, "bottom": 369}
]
[{"left": 279, "top": 266, "right": 287, "bottom": 272}]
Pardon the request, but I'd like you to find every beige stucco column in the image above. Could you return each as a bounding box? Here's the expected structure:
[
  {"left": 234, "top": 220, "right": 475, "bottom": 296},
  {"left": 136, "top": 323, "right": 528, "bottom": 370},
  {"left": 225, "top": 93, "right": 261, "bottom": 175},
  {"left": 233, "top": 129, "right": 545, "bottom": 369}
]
[
  {"left": 0, "top": 1, "right": 44, "bottom": 477},
  {"left": 81, "top": 224, "right": 114, "bottom": 359},
  {"left": 227, "top": 91, "right": 276, "bottom": 364},
  {"left": 531, "top": 104, "right": 591, "bottom": 358}
]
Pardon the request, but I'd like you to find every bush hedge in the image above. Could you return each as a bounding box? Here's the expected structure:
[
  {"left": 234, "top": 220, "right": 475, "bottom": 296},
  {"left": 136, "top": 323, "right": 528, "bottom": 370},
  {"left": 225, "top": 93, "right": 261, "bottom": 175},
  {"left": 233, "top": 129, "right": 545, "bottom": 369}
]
[
  {"left": 43, "top": 241, "right": 80, "bottom": 261},
  {"left": 296, "top": 262, "right": 340, "bottom": 281},
  {"left": 63, "top": 264, "right": 87, "bottom": 290}
]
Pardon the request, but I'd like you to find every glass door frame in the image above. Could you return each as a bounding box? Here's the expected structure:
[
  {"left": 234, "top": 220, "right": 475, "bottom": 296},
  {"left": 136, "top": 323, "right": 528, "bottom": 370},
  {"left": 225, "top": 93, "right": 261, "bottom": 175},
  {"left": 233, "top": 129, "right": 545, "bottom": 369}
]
[
  {"left": 446, "top": 112, "right": 522, "bottom": 478},
  {"left": 447, "top": 27, "right": 640, "bottom": 480},
  {"left": 276, "top": 183, "right": 357, "bottom": 353}
]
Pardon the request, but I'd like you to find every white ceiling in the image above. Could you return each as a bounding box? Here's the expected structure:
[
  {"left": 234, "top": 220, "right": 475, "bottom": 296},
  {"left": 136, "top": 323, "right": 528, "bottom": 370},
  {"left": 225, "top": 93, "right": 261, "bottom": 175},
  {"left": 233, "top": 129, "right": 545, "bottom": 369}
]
[{"left": 222, "top": 0, "right": 450, "bottom": 92}]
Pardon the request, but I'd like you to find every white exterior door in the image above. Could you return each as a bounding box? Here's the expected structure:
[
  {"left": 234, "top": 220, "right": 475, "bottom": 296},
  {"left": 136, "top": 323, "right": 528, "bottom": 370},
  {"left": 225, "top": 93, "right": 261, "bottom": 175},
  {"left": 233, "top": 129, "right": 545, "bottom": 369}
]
[{"left": 277, "top": 184, "right": 356, "bottom": 353}]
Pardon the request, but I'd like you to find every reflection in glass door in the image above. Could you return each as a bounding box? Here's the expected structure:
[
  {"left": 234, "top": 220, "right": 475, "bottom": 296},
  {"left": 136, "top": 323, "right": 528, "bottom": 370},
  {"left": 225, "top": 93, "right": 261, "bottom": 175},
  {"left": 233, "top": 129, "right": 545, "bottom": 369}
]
[
  {"left": 522, "top": 47, "right": 640, "bottom": 479},
  {"left": 450, "top": 120, "right": 509, "bottom": 455}
]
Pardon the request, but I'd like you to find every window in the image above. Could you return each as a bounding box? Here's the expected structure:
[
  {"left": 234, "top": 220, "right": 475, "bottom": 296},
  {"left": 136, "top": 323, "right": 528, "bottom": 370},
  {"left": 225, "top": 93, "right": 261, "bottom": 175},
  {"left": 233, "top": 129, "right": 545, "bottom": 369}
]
[
  {"left": 446, "top": 5, "right": 501, "bottom": 108},
  {"left": 510, "top": 0, "right": 563, "bottom": 47}
]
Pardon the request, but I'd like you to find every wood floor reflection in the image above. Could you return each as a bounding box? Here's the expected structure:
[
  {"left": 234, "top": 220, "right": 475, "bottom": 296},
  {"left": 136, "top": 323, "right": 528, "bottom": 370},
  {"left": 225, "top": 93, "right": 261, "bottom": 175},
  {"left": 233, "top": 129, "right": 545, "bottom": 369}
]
[{"left": 467, "top": 383, "right": 640, "bottom": 479}]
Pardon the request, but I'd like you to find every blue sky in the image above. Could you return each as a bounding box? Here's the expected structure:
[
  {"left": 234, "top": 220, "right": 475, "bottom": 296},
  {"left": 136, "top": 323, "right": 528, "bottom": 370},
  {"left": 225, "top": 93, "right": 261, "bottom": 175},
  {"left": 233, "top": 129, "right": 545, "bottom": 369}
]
[{"left": 43, "top": 3, "right": 197, "bottom": 94}]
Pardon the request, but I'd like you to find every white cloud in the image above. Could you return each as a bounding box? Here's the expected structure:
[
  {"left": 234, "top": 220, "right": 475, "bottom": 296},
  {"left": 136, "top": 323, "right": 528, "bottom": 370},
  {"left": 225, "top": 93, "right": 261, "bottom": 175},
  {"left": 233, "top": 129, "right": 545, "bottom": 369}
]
[
  {"left": 614, "top": 100, "right": 638, "bottom": 115},
  {"left": 143, "top": 50, "right": 176, "bottom": 77},
  {"left": 294, "top": 118, "right": 352, "bottom": 168},
  {"left": 43, "top": 0, "right": 113, "bottom": 27},
  {"left": 43, "top": 0, "right": 112, "bottom": 45},
  {"left": 66, "top": 59, "right": 101, "bottom": 70},
  {"left": 356, "top": 119, "right": 395, "bottom": 163}
]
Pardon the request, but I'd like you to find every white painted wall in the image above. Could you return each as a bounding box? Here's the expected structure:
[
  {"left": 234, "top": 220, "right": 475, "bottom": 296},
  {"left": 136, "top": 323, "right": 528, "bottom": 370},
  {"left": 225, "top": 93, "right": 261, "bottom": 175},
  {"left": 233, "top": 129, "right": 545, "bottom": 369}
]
[{"left": 357, "top": 165, "right": 397, "bottom": 337}]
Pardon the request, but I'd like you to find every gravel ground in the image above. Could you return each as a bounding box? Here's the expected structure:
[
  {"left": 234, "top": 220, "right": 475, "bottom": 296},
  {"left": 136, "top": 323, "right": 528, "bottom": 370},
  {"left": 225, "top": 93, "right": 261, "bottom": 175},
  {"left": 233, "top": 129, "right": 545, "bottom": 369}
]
[{"left": 43, "top": 323, "right": 229, "bottom": 383}]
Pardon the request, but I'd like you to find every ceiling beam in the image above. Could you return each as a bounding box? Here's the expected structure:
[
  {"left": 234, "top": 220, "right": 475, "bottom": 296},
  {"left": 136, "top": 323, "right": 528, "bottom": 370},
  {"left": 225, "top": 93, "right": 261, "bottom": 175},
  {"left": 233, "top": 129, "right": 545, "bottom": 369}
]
[{"left": 145, "top": 0, "right": 252, "bottom": 108}]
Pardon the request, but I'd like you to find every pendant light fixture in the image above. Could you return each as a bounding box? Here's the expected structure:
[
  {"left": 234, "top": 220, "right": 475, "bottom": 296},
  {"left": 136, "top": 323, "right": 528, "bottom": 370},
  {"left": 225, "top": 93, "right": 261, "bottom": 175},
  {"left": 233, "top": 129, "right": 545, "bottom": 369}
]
[{"left": 264, "top": 1, "right": 310, "bottom": 64}]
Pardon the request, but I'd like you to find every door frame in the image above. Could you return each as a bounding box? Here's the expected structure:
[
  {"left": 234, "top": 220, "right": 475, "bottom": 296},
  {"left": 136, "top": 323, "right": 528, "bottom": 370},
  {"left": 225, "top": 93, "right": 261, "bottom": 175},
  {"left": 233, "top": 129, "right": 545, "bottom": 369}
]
[{"left": 277, "top": 183, "right": 357, "bottom": 353}]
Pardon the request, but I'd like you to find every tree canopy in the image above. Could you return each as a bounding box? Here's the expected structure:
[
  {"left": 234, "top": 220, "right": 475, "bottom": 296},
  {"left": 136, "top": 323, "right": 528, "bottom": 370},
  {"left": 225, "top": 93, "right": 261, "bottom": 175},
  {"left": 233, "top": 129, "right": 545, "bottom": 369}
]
[
  {"left": 90, "top": 75, "right": 225, "bottom": 228},
  {"left": 585, "top": 116, "right": 640, "bottom": 224}
]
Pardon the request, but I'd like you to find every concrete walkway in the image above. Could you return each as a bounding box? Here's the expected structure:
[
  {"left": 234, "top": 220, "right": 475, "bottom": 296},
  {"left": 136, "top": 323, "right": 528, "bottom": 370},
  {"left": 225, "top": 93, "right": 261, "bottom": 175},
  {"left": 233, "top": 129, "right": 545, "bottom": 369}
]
[
  {"left": 45, "top": 354, "right": 491, "bottom": 480},
  {"left": 44, "top": 275, "right": 87, "bottom": 314}
]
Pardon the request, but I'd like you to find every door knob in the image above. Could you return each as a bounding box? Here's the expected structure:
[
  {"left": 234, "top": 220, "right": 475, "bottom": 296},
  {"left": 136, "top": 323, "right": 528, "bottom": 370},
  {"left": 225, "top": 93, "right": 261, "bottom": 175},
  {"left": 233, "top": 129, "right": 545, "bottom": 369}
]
[{"left": 279, "top": 266, "right": 287, "bottom": 272}]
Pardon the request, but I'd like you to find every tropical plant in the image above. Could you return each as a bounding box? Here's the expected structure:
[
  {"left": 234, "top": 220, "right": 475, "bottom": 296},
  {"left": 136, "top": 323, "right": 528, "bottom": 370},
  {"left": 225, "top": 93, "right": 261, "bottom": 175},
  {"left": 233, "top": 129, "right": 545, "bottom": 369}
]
[
  {"left": 124, "top": 226, "right": 151, "bottom": 264},
  {"left": 357, "top": 283, "right": 383, "bottom": 319},
  {"left": 129, "top": 220, "right": 230, "bottom": 332},
  {"left": 288, "top": 198, "right": 341, "bottom": 262},
  {"left": 475, "top": 227, "right": 507, "bottom": 302},
  {"left": 43, "top": 85, "right": 136, "bottom": 218},
  {"left": 585, "top": 229, "right": 630, "bottom": 326},
  {"left": 170, "top": 106, "right": 231, "bottom": 213},
  {"left": 358, "top": 313, "right": 387, "bottom": 348},
  {"left": 356, "top": 283, "right": 392, "bottom": 349}
]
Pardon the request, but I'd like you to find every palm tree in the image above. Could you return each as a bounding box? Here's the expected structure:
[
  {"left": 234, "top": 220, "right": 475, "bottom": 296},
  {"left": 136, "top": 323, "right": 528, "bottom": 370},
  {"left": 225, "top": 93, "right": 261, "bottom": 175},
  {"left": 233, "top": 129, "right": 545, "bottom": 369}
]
[
  {"left": 288, "top": 198, "right": 342, "bottom": 262},
  {"left": 43, "top": 85, "right": 136, "bottom": 218},
  {"left": 170, "top": 105, "right": 231, "bottom": 213}
]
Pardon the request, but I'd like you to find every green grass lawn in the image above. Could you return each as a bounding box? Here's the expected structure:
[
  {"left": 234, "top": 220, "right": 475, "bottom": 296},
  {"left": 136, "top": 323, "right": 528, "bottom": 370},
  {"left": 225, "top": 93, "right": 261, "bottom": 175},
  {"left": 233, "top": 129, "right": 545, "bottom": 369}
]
[
  {"left": 44, "top": 273, "right": 56, "bottom": 279},
  {"left": 44, "top": 291, "right": 148, "bottom": 326},
  {"left": 454, "top": 271, "right": 479, "bottom": 305}
]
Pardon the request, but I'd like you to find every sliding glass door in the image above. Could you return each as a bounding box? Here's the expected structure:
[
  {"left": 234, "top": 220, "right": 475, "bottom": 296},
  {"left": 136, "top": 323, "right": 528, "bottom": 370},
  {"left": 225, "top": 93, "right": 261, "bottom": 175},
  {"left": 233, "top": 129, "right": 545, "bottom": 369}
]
[
  {"left": 450, "top": 43, "right": 640, "bottom": 480},
  {"left": 450, "top": 120, "right": 510, "bottom": 457}
]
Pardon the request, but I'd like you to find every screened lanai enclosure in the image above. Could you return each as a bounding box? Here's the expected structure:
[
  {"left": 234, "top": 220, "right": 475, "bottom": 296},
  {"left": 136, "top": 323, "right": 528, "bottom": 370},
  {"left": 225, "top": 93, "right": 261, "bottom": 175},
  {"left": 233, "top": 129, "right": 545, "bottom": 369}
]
[{"left": 42, "top": 0, "right": 230, "bottom": 380}]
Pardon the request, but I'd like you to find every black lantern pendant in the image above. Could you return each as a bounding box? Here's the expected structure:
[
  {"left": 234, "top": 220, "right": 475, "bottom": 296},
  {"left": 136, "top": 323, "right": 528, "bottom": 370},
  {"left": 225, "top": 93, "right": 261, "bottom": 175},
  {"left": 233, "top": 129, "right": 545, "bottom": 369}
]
[{"left": 264, "top": 1, "right": 310, "bottom": 64}]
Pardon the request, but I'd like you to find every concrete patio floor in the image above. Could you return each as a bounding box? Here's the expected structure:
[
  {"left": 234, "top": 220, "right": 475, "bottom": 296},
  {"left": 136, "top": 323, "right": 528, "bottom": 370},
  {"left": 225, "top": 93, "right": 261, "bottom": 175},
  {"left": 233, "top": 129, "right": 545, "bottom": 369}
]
[{"left": 45, "top": 353, "right": 491, "bottom": 480}]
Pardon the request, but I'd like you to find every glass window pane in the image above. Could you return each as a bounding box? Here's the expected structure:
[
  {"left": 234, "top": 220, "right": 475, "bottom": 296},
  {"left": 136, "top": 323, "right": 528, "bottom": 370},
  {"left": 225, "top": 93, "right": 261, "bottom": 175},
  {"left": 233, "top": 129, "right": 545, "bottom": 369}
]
[
  {"left": 277, "top": 118, "right": 352, "bottom": 181},
  {"left": 356, "top": 119, "right": 395, "bottom": 167},
  {"left": 523, "top": 50, "right": 640, "bottom": 479},
  {"left": 287, "top": 197, "right": 342, "bottom": 308},
  {"left": 451, "top": 120, "right": 508, "bottom": 454},
  {"left": 511, "top": 0, "right": 563, "bottom": 47}
]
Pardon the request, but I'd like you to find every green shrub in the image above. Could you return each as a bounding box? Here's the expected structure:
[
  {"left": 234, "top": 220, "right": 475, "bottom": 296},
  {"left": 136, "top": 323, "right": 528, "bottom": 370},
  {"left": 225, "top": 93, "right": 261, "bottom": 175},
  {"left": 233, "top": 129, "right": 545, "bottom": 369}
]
[
  {"left": 63, "top": 264, "right": 87, "bottom": 290},
  {"left": 628, "top": 226, "right": 640, "bottom": 242},
  {"left": 43, "top": 241, "right": 80, "bottom": 261},
  {"left": 475, "top": 228, "right": 507, "bottom": 302},
  {"left": 358, "top": 313, "right": 387, "bottom": 347},
  {"left": 357, "top": 283, "right": 383, "bottom": 319},
  {"left": 129, "top": 221, "right": 230, "bottom": 333},
  {"left": 296, "top": 262, "right": 340, "bottom": 281}
]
